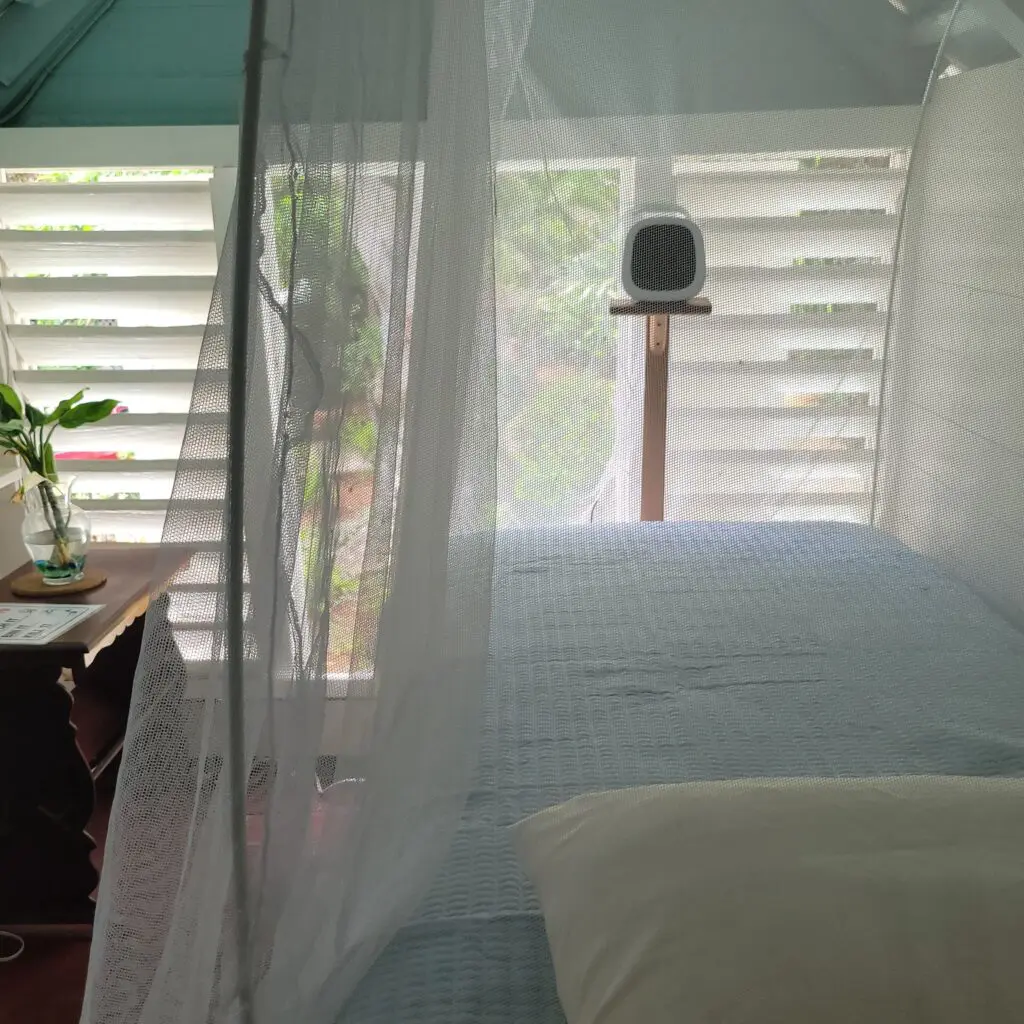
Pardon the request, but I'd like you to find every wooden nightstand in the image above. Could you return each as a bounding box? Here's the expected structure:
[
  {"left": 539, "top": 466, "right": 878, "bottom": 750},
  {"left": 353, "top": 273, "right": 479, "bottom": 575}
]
[{"left": 0, "top": 544, "right": 190, "bottom": 932}]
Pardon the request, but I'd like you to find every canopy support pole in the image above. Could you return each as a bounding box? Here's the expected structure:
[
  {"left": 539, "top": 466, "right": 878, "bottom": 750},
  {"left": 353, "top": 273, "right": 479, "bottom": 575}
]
[{"left": 224, "top": 0, "right": 270, "bottom": 1018}]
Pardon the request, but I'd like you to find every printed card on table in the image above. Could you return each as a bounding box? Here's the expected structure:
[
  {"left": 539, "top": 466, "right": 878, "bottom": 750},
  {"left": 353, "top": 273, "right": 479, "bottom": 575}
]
[{"left": 0, "top": 604, "right": 103, "bottom": 645}]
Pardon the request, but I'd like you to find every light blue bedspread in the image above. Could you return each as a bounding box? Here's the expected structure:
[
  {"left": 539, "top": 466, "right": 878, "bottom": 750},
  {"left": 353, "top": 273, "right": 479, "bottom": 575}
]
[{"left": 341, "top": 523, "right": 1024, "bottom": 1023}]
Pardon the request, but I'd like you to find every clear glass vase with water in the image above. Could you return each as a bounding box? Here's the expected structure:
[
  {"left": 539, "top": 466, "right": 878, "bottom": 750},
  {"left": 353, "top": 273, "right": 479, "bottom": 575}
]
[{"left": 20, "top": 477, "right": 92, "bottom": 585}]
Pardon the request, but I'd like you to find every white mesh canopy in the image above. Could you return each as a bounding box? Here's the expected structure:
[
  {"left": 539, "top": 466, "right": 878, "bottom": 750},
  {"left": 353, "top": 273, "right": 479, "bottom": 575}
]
[{"left": 81, "top": 2, "right": 1024, "bottom": 1022}]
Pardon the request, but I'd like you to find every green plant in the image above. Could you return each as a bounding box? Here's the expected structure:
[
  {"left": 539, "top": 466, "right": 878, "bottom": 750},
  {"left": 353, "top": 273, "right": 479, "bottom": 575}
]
[
  {"left": 14, "top": 224, "right": 97, "bottom": 232},
  {"left": 492, "top": 169, "right": 621, "bottom": 522},
  {"left": 0, "top": 385, "right": 118, "bottom": 562},
  {"left": 330, "top": 566, "right": 360, "bottom": 601},
  {"left": 271, "top": 175, "right": 383, "bottom": 405},
  {"left": 496, "top": 169, "right": 620, "bottom": 373},
  {"left": 504, "top": 372, "right": 614, "bottom": 518},
  {"left": 271, "top": 172, "right": 385, "bottom": 661},
  {"left": 341, "top": 416, "right": 378, "bottom": 461}
]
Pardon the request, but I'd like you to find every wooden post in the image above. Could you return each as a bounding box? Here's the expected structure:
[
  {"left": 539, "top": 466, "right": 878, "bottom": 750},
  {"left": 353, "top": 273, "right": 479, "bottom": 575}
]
[
  {"left": 610, "top": 298, "right": 712, "bottom": 523},
  {"left": 641, "top": 314, "right": 670, "bottom": 521}
]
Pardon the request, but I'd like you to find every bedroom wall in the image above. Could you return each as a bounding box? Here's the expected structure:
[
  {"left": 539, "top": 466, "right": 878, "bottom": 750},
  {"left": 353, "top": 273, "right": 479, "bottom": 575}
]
[
  {"left": 876, "top": 59, "right": 1024, "bottom": 628},
  {"left": 0, "top": 484, "right": 26, "bottom": 577}
]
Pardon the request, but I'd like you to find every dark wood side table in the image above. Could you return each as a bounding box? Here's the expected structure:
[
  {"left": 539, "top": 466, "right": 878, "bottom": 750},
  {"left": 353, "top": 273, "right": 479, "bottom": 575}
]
[{"left": 0, "top": 545, "right": 190, "bottom": 932}]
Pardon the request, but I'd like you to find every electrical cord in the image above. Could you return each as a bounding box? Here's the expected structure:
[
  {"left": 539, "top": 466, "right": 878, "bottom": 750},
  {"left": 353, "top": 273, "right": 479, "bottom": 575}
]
[{"left": 0, "top": 930, "right": 25, "bottom": 962}]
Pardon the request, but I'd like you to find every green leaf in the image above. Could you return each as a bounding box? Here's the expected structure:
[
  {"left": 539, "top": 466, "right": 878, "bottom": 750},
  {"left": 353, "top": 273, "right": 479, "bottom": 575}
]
[
  {"left": 0, "top": 383, "right": 22, "bottom": 421},
  {"left": 58, "top": 398, "right": 118, "bottom": 429},
  {"left": 43, "top": 442, "right": 57, "bottom": 482},
  {"left": 45, "top": 390, "right": 85, "bottom": 424},
  {"left": 0, "top": 419, "right": 24, "bottom": 434},
  {"left": 25, "top": 403, "right": 47, "bottom": 429}
]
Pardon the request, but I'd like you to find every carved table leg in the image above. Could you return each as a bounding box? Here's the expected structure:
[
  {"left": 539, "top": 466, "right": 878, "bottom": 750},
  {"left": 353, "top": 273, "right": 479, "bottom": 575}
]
[
  {"left": 71, "top": 594, "right": 189, "bottom": 781},
  {"left": 0, "top": 655, "right": 98, "bottom": 927},
  {"left": 72, "top": 611, "right": 149, "bottom": 780}
]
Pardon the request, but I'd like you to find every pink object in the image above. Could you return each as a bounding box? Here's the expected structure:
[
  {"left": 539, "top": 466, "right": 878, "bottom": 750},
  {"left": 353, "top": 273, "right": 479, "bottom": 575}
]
[{"left": 54, "top": 452, "right": 122, "bottom": 460}]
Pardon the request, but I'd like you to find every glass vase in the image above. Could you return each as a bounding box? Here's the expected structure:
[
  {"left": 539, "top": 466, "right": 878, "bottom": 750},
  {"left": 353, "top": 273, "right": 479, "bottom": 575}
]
[{"left": 20, "top": 477, "right": 91, "bottom": 586}]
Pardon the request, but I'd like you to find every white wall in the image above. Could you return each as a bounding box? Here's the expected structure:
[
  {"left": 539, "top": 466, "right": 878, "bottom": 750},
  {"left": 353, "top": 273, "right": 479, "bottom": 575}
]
[
  {"left": 877, "top": 60, "right": 1024, "bottom": 627},
  {"left": 0, "top": 483, "right": 27, "bottom": 577}
]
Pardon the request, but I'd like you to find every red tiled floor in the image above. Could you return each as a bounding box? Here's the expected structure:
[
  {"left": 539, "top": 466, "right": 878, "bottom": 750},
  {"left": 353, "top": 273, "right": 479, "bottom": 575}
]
[
  {"left": 2, "top": 935, "right": 92, "bottom": 1024},
  {"left": 0, "top": 789, "right": 111, "bottom": 1024},
  {"left": 1, "top": 779, "right": 337, "bottom": 1021}
]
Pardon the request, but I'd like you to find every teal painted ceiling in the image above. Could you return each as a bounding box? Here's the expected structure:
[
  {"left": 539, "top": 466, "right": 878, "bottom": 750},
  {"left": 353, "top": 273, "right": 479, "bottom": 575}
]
[
  {"left": 9, "top": 0, "right": 249, "bottom": 126},
  {"left": 4, "top": 0, "right": 986, "bottom": 128},
  {"left": 0, "top": 0, "right": 120, "bottom": 123}
]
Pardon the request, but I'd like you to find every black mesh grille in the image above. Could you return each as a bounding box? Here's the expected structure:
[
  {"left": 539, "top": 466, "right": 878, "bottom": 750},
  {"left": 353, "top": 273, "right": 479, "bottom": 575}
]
[{"left": 631, "top": 223, "right": 697, "bottom": 292}]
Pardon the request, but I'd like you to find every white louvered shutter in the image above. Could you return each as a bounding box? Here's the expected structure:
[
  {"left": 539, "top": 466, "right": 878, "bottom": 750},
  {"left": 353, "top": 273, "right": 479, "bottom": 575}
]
[
  {"left": 0, "top": 168, "right": 217, "bottom": 542},
  {"left": 665, "top": 149, "right": 906, "bottom": 523}
]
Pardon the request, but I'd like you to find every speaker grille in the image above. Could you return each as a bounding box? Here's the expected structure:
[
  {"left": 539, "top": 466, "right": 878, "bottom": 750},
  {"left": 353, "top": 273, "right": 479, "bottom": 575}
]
[{"left": 631, "top": 223, "right": 697, "bottom": 293}]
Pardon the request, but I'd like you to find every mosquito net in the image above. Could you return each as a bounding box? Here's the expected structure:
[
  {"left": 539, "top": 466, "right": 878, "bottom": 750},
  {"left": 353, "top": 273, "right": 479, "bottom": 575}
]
[{"left": 81, "top": 2, "right": 1024, "bottom": 1022}]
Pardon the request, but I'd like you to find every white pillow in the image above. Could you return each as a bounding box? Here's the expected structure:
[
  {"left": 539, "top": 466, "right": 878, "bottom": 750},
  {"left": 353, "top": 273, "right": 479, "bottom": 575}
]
[{"left": 511, "top": 777, "right": 1024, "bottom": 1024}]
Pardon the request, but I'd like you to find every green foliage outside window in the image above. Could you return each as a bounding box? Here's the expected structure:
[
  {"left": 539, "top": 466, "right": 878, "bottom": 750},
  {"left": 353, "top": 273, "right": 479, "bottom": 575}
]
[
  {"left": 270, "top": 171, "right": 384, "bottom": 667},
  {"left": 495, "top": 168, "right": 620, "bottom": 521},
  {"left": 270, "top": 175, "right": 382, "bottom": 406},
  {"left": 506, "top": 373, "right": 614, "bottom": 514},
  {"left": 271, "top": 166, "right": 621, "bottom": 529}
]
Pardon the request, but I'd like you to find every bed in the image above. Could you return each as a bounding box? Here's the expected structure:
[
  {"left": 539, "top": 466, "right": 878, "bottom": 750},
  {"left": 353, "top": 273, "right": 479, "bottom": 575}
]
[{"left": 339, "top": 522, "right": 1024, "bottom": 1023}]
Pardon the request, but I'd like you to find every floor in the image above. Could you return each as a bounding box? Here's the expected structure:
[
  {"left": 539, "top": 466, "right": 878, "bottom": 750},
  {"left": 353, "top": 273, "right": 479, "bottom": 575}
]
[
  {"left": 1, "top": 787, "right": 112, "bottom": 1024},
  {"left": 2, "top": 778, "right": 272, "bottom": 1023}
]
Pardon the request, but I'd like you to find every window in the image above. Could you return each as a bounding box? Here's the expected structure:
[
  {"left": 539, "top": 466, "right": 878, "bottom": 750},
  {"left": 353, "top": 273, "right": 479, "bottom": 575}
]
[
  {"left": 494, "top": 162, "right": 625, "bottom": 524},
  {"left": 0, "top": 120, "right": 914, "bottom": 670},
  {"left": 262, "top": 161, "right": 423, "bottom": 676},
  {"left": 0, "top": 129, "right": 236, "bottom": 671},
  {"left": 664, "top": 146, "right": 907, "bottom": 522},
  {"left": 0, "top": 160, "right": 225, "bottom": 542}
]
